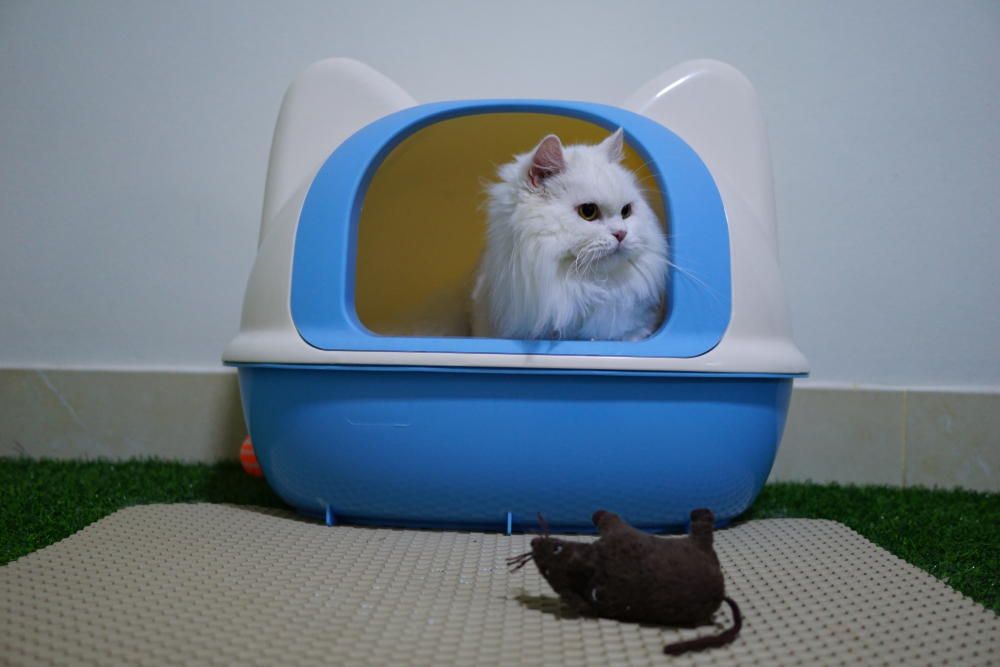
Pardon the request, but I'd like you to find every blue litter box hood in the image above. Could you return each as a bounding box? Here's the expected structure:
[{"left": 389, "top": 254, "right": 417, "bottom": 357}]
[{"left": 223, "top": 58, "right": 809, "bottom": 532}]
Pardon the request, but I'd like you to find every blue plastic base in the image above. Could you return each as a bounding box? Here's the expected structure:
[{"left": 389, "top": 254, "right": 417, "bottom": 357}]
[{"left": 237, "top": 365, "right": 793, "bottom": 533}]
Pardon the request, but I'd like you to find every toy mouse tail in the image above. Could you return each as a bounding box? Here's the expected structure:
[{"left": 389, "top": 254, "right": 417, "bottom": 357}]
[{"left": 662, "top": 597, "right": 742, "bottom": 656}]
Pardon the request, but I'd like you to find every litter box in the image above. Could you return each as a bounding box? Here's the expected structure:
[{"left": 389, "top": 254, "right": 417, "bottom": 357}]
[{"left": 223, "top": 58, "right": 809, "bottom": 533}]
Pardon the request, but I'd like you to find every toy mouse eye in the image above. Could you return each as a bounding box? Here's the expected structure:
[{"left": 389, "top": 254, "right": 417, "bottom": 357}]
[
  {"left": 621, "top": 203, "right": 631, "bottom": 219},
  {"left": 553, "top": 545, "right": 563, "bottom": 554},
  {"left": 578, "top": 203, "right": 598, "bottom": 221}
]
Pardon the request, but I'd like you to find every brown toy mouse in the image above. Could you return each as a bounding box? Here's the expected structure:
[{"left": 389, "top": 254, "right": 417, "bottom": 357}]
[{"left": 508, "top": 508, "right": 741, "bottom": 656}]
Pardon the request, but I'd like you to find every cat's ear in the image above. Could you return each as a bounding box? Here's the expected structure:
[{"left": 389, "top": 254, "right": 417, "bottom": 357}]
[
  {"left": 528, "top": 135, "right": 566, "bottom": 188},
  {"left": 601, "top": 127, "right": 626, "bottom": 163}
]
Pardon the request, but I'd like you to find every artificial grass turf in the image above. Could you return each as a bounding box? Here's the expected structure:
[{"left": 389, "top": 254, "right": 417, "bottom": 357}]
[
  {"left": 0, "top": 458, "right": 291, "bottom": 568},
  {"left": 736, "top": 482, "right": 999, "bottom": 613},
  {"left": 1, "top": 458, "right": 997, "bottom": 613}
]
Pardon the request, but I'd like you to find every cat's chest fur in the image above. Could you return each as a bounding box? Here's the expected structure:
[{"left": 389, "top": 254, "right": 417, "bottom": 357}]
[
  {"left": 472, "top": 261, "right": 663, "bottom": 341},
  {"left": 470, "top": 128, "right": 669, "bottom": 342}
]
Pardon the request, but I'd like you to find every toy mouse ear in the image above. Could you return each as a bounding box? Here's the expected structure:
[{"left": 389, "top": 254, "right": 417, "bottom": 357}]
[
  {"left": 528, "top": 135, "right": 566, "bottom": 188},
  {"left": 601, "top": 127, "right": 625, "bottom": 163},
  {"left": 536, "top": 512, "right": 551, "bottom": 537}
]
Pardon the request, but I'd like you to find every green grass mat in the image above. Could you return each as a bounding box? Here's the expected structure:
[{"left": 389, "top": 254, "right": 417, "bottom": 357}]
[
  {"left": 0, "top": 458, "right": 292, "bottom": 568},
  {"left": 1, "top": 458, "right": 996, "bottom": 612},
  {"left": 737, "top": 482, "right": 998, "bottom": 612}
]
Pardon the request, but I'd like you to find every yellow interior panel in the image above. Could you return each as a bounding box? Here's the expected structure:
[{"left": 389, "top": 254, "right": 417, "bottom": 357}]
[{"left": 354, "top": 113, "right": 666, "bottom": 335}]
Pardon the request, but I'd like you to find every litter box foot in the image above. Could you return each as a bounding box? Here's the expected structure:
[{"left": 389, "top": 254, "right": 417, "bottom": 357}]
[
  {"left": 506, "top": 512, "right": 512, "bottom": 536},
  {"left": 326, "top": 505, "right": 336, "bottom": 527}
]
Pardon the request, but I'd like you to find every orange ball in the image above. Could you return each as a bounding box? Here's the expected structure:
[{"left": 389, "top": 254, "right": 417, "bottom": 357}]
[{"left": 240, "top": 436, "right": 264, "bottom": 478}]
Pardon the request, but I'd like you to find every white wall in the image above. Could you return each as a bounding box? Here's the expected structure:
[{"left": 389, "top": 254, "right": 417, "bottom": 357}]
[{"left": 1, "top": 1, "right": 998, "bottom": 389}]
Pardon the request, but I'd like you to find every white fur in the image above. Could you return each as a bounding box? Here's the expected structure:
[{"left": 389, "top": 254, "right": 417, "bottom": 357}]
[{"left": 471, "top": 129, "right": 669, "bottom": 341}]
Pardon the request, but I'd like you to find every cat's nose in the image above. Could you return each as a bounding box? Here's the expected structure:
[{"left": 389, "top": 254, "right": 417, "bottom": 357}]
[{"left": 612, "top": 230, "right": 627, "bottom": 243}]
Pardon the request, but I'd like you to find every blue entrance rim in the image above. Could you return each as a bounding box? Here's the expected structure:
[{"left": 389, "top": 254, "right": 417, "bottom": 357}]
[{"left": 289, "top": 100, "right": 732, "bottom": 359}]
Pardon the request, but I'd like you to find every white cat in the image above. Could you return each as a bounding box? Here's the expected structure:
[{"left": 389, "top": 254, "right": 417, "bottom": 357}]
[{"left": 470, "top": 128, "right": 669, "bottom": 341}]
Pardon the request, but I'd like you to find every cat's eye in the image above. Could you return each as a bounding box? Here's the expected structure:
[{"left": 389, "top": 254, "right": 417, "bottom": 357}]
[
  {"left": 578, "top": 203, "right": 599, "bottom": 221},
  {"left": 621, "top": 203, "right": 632, "bottom": 219},
  {"left": 553, "top": 545, "right": 563, "bottom": 554}
]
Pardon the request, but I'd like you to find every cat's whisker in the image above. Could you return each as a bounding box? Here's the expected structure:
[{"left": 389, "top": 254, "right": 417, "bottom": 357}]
[
  {"left": 659, "top": 232, "right": 726, "bottom": 306},
  {"left": 572, "top": 250, "right": 594, "bottom": 278},
  {"left": 634, "top": 157, "right": 658, "bottom": 172}
]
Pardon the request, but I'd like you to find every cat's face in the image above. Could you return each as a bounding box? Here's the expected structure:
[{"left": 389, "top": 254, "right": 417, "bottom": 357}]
[
  {"left": 506, "top": 129, "right": 663, "bottom": 279},
  {"left": 478, "top": 128, "right": 670, "bottom": 340}
]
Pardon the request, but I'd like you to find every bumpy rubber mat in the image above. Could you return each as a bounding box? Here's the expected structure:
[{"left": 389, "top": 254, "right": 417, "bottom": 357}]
[{"left": 1, "top": 504, "right": 997, "bottom": 666}]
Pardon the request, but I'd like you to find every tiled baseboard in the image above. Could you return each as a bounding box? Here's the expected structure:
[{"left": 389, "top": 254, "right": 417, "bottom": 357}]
[
  {"left": 2, "top": 369, "right": 997, "bottom": 492},
  {"left": 0, "top": 369, "right": 247, "bottom": 463},
  {"left": 769, "top": 387, "right": 999, "bottom": 491}
]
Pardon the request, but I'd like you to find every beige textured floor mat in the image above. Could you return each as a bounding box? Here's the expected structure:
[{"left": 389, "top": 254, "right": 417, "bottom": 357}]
[{"left": 1, "top": 504, "right": 997, "bottom": 667}]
